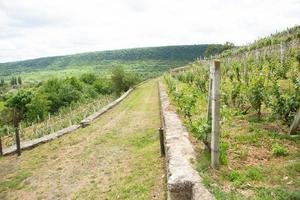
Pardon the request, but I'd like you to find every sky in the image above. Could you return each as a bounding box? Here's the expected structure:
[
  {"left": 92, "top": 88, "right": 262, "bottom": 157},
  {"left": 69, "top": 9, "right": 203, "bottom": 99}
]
[{"left": 0, "top": 0, "right": 299, "bottom": 63}]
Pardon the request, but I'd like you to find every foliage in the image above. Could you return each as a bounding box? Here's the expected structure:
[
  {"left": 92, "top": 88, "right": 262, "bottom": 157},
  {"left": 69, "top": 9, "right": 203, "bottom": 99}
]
[
  {"left": 25, "top": 92, "right": 50, "bottom": 122},
  {"left": 6, "top": 90, "right": 33, "bottom": 125},
  {"left": 204, "top": 42, "right": 234, "bottom": 58},
  {"left": 248, "top": 75, "right": 265, "bottom": 116},
  {"left": 0, "top": 45, "right": 210, "bottom": 77},
  {"left": 111, "top": 66, "right": 140, "bottom": 95},
  {"left": 93, "top": 77, "right": 112, "bottom": 94},
  {"left": 80, "top": 73, "right": 97, "bottom": 85},
  {"left": 174, "top": 85, "right": 198, "bottom": 123},
  {"left": 271, "top": 143, "right": 288, "bottom": 157}
]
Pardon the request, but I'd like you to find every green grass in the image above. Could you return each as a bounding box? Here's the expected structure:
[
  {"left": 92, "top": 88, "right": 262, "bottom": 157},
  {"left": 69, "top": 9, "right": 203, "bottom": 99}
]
[
  {"left": 0, "top": 171, "right": 32, "bottom": 193},
  {"left": 0, "top": 80, "right": 166, "bottom": 200},
  {"left": 271, "top": 143, "right": 289, "bottom": 157}
]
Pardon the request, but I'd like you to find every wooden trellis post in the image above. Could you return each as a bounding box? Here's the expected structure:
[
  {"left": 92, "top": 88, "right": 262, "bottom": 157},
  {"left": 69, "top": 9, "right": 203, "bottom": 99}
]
[
  {"left": 211, "top": 60, "right": 221, "bottom": 169},
  {"left": 0, "top": 136, "right": 2, "bottom": 156},
  {"left": 206, "top": 63, "right": 213, "bottom": 148},
  {"left": 289, "top": 109, "right": 300, "bottom": 135},
  {"left": 280, "top": 42, "right": 284, "bottom": 68},
  {"left": 243, "top": 53, "right": 249, "bottom": 86}
]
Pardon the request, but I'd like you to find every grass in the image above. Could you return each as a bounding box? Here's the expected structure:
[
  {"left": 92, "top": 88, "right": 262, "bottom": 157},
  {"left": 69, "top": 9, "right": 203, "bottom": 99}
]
[
  {"left": 0, "top": 171, "right": 32, "bottom": 193},
  {"left": 0, "top": 80, "right": 166, "bottom": 200}
]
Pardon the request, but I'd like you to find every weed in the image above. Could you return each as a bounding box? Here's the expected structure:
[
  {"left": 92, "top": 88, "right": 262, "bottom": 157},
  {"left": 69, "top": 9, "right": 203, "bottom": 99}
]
[
  {"left": 246, "top": 167, "right": 263, "bottom": 181},
  {"left": 220, "top": 142, "right": 229, "bottom": 165},
  {"left": 0, "top": 171, "right": 32, "bottom": 192},
  {"left": 255, "top": 187, "right": 300, "bottom": 200},
  {"left": 272, "top": 143, "right": 288, "bottom": 157},
  {"left": 288, "top": 162, "right": 300, "bottom": 173}
]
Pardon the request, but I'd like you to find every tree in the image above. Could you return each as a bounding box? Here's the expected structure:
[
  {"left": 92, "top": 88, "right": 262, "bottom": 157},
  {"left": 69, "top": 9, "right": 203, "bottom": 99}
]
[
  {"left": 26, "top": 92, "right": 50, "bottom": 122},
  {"left": 17, "top": 76, "right": 22, "bottom": 85},
  {"left": 0, "top": 79, "right": 4, "bottom": 86},
  {"left": 6, "top": 90, "right": 33, "bottom": 156},
  {"left": 204, "top": 44, "right": 224, "bottom": 57},
  {"left": 10, "top": 76, "right": 17, "bottom": 86},
  {"left": 223, "top": 41, "right": 235, "bottom": 51},
  {"left": 111, "top": 66, "right": 139, "bottom": 95},
  {"left": 80, "top": 73, "right": 97, "bottom": 85},
  {"left": 42, "top": 78, "right": 81, "bottom": 113}
]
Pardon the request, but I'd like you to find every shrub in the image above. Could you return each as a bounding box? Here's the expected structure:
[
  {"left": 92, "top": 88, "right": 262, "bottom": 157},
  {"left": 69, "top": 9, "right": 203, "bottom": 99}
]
[
  {"left": 80, "top": 73, "right": 97, "bottom": 85},
  {"left": 248, "top": 75, "right": 265, "bottom": 117},
  {"left": 111, "top": 66, "right": 140, "bottom": 95},
  {"left": 93, "top": 78, "right": 112, "bottom": 94}
]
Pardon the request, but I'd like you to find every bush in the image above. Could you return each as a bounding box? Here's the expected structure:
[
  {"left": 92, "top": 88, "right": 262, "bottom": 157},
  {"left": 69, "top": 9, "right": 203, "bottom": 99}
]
[
  {"left": 93, "top": 78, "right": 112, "bottom": 94},
  {"left": 111, "top": 66, "right": 140, "bottom": 95},
  {"left": 26, "top": 92, "right": 49, "bottom": 122},
  {"left": 248, "top": 75, "right": 265, "bottom": 117},
  {"left": 80, "top": 73, "right": 97, "bottom": 85}
]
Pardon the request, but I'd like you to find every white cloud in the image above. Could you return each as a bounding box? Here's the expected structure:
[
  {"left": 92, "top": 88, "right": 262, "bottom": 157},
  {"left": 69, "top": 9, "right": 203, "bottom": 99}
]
[{"left": 0, "top": 0, "right": 299, "bottom": 62}]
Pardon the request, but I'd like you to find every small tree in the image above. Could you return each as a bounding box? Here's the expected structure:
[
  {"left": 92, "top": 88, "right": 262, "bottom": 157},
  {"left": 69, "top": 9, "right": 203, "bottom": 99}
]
[
  {"left": 17, "top": 76, "right": 22, "bottom": 85},
  {"left": 111, "top": 66, "right": 139, "bottom": 95},
  {"left": 6, "top": 90, "right": 32, "bottom": 156},
  {"left": 26, "top": 92, "right": 49, "bottom": 122},
  {"left": 10, "top": 77, "right": 16, "bottom": 86},
  {"left": 0, "top": 78, "right": 4, "bottom": 86}
]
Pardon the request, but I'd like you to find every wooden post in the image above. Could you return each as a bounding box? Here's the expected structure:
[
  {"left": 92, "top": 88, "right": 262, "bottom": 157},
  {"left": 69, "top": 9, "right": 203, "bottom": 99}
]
[
  {"left": 0, "top": 137, "right": 3, "bottom": 156},
  {"left": 158, "top": 127, "right": 165, "bottom": 157},
  {"left": 289, "top": 109, "right": 300, "bottom": 135},
  {"left": 15, "top": 126, "right": 21, "bottom": 156},
  {"left": 206, "top": 63, "right": 213, "bottom": 149},
  {"left": 207, "top": 63, "right": 213, "bottom": 120},
  {"left": 243, "top": 53, "right": 249, "bottom": 86},
  {"left": 280, "top": 42, "right": 284, "bottom": 68},
  {"left": 211, "top": 60, "right": 221, "bottom": 169}
]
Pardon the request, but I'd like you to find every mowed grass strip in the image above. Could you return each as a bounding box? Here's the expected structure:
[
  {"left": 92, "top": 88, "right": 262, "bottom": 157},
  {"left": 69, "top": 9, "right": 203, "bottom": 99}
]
[{"left": 0, "top": 80, "right": 166, "bottom": 200}]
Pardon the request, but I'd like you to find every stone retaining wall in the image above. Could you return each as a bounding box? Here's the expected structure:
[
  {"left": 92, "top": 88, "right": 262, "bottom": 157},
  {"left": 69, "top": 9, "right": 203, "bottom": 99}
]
[{"left": 159, "top": 81, "right": 214, "bottom": 200}]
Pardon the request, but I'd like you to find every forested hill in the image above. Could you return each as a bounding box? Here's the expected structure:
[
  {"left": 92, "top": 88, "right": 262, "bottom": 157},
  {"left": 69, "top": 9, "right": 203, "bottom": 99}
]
[{"left": 0, "top": 45, "right": 209, "bottom": 76}]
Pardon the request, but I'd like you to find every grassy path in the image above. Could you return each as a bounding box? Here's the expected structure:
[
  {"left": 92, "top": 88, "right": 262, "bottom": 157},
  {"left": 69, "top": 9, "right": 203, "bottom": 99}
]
[{"left": 0, "top": 80, "right": 166, "bottom": 200}]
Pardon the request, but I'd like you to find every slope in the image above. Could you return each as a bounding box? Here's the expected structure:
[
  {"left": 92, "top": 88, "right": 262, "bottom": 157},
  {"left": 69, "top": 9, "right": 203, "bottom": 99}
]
[
  {"left": 0, "top": 45, "right": 209, "bottom": 80},
  {"left": 0, "top": 80, "right": 166, "bottom": 200}
]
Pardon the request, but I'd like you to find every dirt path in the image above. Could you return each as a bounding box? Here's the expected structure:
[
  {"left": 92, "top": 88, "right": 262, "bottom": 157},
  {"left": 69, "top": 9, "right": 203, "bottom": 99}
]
[{"left": 0, "top": 80, "right": 166, "bottom": 200}]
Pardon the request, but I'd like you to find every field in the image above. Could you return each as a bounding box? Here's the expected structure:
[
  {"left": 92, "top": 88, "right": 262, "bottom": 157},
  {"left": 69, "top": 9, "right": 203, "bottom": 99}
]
[{"left": 0, "top": 80, "right": 166, "bottom": 200}]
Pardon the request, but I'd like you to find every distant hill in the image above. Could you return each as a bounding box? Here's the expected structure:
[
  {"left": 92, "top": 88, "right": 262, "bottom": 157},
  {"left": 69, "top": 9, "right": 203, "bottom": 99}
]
[{"left": 0, "top": 45, "right": 209, "bottom": 77}]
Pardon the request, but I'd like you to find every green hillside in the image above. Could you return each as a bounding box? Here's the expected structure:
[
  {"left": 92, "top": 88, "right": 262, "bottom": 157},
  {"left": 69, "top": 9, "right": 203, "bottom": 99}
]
[{"left": 0, "top": 45, "right": 210, "bottom": 81}]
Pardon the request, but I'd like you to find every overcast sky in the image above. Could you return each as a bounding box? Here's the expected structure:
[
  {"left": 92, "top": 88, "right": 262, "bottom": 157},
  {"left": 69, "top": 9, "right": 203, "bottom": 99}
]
[{"left": 0, "top": 0, "right": 299, "bottom": 63}]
